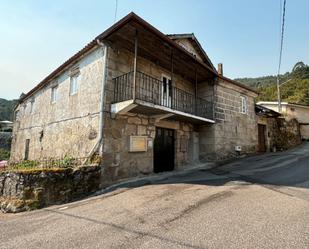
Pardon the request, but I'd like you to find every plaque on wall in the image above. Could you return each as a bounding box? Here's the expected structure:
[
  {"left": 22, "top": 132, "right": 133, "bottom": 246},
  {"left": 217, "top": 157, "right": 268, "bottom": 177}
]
[{"left": 129, "top": 136, "right": 148, "bottom": 152}]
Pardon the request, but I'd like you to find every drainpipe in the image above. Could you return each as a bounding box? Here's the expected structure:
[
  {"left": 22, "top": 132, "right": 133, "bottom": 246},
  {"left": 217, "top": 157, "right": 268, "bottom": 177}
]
[
  {"left": 97, "top": 40, "right": 108, "bottom": 155},
  {"left": 85, "top": 40, "right": 108, "bottom": 162}
]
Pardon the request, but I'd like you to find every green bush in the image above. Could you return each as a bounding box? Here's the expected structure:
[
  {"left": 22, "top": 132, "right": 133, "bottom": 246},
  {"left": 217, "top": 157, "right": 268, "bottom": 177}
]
[{"left": 0, "top": 148, "right": 10, "bottom": 161}]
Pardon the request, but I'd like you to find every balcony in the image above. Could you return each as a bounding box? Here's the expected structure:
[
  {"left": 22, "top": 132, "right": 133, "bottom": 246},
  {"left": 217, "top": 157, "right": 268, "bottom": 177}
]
[{"left": 111, "top": 71, "right": 214, "bottom": 124}]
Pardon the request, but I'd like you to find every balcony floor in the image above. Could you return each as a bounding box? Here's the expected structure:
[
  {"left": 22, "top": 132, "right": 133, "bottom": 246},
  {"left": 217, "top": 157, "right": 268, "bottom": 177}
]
[{"left": 111, "top": 99, "right": 215, "bottom": 124}]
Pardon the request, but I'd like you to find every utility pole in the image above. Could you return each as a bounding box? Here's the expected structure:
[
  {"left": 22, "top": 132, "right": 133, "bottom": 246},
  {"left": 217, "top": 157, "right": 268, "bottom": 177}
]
[
  {"left": 277, "top": 78, "right": 291, "bottom": 112},
  {"left": 277, "top": 76, "right": 282, "bottom": 112},
  {"left": 277, "top": 0, "right": 287, "bottom": 113}
]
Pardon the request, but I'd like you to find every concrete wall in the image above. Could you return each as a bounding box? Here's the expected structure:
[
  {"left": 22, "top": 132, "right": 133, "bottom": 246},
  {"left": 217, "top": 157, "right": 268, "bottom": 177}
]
[
  {"left": 300, "top": 125, "right": 309, "bottom": 140},
  {"left": 199, "top": 79, "right": 258, "bottom": 160},
  {"left": 11, "top": 48, "right": 104, "bottom": 161}
]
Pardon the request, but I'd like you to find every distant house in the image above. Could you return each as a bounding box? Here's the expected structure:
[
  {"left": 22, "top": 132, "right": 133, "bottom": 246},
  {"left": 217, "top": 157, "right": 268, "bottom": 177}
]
[
  {"left": 11, "top": 13, "right": 258, "bottom": 179},
  {"left": 255, "top": 104, "right": 301, "bottom": 152},
  {"left": 258, "top": 101, "right": 309, "bottom": 140},
  {"left": 0, "top": 121, "right": 13, "bottom": 132}
]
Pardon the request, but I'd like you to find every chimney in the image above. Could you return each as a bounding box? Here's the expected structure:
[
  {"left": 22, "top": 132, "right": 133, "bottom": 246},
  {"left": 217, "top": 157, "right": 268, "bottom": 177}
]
[{"left": 218, "top": 63, "right": 223, "bottom": 76}]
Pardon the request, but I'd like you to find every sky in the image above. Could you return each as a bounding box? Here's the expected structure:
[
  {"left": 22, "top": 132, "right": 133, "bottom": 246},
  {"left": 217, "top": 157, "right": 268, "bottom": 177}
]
[{"left": 0, "top": 0, "right": 308, "bottom": 99}]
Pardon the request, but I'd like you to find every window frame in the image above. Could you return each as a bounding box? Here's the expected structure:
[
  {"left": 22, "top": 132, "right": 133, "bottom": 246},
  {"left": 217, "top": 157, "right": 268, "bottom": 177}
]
[
  {"left": 240, "top": 96, "right": 248, "bottom": 114},
  {"left": 30, "top": 98, "right": 35, "bottom": 114},
  {"left": 51, "top": 86, "right": 58, "bottom": 104},
  {"left": 70, "top": 73, "right": 79, "bottom": 96}
]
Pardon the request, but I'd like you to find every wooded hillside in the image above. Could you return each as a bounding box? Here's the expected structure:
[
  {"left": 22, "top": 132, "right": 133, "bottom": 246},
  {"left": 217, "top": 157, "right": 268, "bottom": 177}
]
[
  {"left": 236, "top": 62, "right": 309, "bottom": 105},
  {"left": 0, "top": 98, "right": 18, "bottom": 121}
]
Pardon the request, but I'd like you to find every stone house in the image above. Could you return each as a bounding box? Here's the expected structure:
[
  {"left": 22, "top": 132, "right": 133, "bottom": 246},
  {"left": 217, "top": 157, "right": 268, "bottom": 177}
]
[
  {"left": 258, "top": 101, "right": 309, "bottom": 140},
  {"left": 11, "top": 12, "right": 258, "bottom": 179},
  {"left": 255, "top": 104, "right": 301, "bottom": 152}
]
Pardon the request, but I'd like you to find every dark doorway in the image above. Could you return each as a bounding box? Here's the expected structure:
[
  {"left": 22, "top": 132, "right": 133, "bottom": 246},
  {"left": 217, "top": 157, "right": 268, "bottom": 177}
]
[
  {"left": 24, "top": 139, "right": 30, "bottom": 160},
  {"left": 154, "top": 127, "right": 175, "bottom": 173},
  {"left": 258, "top": 124, "right": 267, "bottom": 152}
]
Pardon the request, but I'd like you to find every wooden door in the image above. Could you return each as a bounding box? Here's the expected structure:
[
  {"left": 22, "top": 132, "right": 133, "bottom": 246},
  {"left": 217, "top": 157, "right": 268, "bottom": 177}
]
[
  {"left": 153, "top": 127, "right": 175, "bottom": 173},
  {"left": 258, "top": 124, "right": 266, "bottom": 152}
]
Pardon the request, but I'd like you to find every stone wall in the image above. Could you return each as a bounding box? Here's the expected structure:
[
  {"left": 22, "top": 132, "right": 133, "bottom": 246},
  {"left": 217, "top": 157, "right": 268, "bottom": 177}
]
[
  {"left": 270, "top": 118, "right": 301, "bottom": 151},
  {"left": 0, "top": 165, "right": 101, "bottom": 213},
  {"left": 100, "top": 46, "right": 210, "bottom": 181},
  {"left": 199, "top": 79, "right": 258, "bottom": 160},
  {"left": 11, "top": 48, "right": 104, "bottom": 161},
  {"left": 102, "top": 112, "right": 195, "bottom": 182}
]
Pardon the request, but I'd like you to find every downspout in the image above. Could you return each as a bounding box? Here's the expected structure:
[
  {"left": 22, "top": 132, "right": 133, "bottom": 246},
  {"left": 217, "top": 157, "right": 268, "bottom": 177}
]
[
  {"left": 85, "top": 40, "right": 108, "bottom": 163},
  {"left": 97, "top": 39, "right": 108, "bottom": 156}
]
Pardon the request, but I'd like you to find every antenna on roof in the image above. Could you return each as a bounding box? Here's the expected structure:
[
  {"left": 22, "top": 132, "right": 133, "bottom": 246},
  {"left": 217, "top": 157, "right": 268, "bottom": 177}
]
[{"left": 114, "top": 0, "right": 118, "bottom": 23}]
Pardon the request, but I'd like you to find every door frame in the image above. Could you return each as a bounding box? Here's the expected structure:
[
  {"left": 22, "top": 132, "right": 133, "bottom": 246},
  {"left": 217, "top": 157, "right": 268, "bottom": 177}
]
[
  {"left": 153, "top": 126, "right": 175, "bottom": 173},
  {"left": 258, "top": 124, "right": 267, "bottom": 152}
]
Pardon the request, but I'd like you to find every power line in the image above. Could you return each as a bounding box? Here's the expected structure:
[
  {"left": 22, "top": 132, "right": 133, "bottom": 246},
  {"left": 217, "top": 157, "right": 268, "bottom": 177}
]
[
  {"left": 114, "top": 0, "right": 118, "bottom": 23},
  {"left": 276, "top": 0, "right": 287, "bottom": 113}
]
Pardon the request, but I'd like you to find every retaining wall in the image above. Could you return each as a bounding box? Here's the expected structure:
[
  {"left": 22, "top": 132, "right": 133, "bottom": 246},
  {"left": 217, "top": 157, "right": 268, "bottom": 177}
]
[{"left": 0, "top": 165, "right": 101, "bottom": 213}]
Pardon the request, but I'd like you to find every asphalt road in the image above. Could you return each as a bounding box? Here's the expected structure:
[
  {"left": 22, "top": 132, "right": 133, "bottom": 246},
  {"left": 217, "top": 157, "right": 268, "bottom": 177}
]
[{"left": 1, "top": 143, "right": 309, "bottom": 249}]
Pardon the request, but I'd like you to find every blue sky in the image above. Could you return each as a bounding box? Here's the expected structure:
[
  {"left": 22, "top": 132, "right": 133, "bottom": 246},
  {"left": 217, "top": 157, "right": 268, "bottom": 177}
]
[{"left": 1, "top": 0, "right": 308, "bottom": 99}]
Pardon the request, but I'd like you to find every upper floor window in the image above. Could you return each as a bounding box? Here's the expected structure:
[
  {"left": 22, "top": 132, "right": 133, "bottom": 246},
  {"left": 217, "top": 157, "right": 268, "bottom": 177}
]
[
  {"left": 70, "top": 73, "right": 79, "bottom": 95},
  {"left": 240, "top": 96, "right": 248, "bottom": 114},
  {"left": 30, "top": 99, "right": 35, "bottom": 113},
  {"left": 70, "top": 66, "right": 80, "bottom": 95},
  {"left": 15, "top": 110, "right": 20, "bottom": 121},
  {"left": 51, "top": 86, "right": 58, "bottom": 103}
]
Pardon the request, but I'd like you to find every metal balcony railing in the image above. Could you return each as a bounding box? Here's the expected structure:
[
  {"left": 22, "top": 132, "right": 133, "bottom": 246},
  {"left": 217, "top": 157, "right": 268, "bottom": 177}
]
[{"left": 113, "top": 71, "right": 214, "bottom": 120}]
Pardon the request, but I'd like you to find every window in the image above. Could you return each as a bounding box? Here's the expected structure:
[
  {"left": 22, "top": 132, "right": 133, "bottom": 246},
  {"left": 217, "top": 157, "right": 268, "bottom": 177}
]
[
  {"left": 240, "top": 96, "right": 247, "bottom": 114},
  {"left": 162, "top": 75, "right": 172, "bottom": 108},
  {"left": 30, "top": 99, "right": 35, "bottom": 113},
  {"left": 70, "top": 74, "right": 79, "bottom": 95},
  {"left": 51, "top": 86, "right": 58, "bottom": 103},
  {"left": 15, "top": 110, "right": 20, "bottom": 121}
]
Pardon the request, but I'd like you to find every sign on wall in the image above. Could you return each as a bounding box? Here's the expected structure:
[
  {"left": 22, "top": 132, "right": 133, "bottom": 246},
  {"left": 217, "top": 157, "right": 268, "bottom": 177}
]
[{"left": 129, "top": 136, "right": 148, "bottom": 152}]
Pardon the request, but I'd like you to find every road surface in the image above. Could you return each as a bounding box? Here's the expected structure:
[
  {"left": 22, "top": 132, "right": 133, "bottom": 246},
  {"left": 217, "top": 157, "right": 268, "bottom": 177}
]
[{"left": 1, "top": 143, "right": 309, "bottom": 249}]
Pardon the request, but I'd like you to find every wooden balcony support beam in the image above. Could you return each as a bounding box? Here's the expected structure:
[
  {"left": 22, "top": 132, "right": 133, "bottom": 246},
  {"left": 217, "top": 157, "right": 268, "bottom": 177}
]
[{"left": 133, "top": 29, "right": 138, "bottom": 101}]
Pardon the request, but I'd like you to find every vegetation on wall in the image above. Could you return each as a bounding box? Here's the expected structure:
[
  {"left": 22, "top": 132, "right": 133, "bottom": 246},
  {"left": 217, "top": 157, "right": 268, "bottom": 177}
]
[{"left": 235, "top": 62, "right": 309, "bottom": 105}]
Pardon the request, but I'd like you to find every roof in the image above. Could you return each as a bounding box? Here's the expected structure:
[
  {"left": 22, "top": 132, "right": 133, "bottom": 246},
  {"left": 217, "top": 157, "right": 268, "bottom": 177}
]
[
  {"left": 255, "top": 104, "right": 281, "bottom": 118},
  {"left": 19, "top": 12, "right": 258, "bottom": 103},
  {"left": 218, "top": 75, "right": 258, "bottom": 94},
  {"left": 258, "top": 101, "right": 309, "bottom": 109},
  {"left": 167, "top": 33, "right": 216, "bottom": 71},
  {"left": 0, "top": 120, "right": 13, "bottom": 124}
]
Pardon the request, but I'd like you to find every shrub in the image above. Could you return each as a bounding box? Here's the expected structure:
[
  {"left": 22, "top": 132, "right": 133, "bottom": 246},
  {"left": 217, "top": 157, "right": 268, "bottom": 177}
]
[{"left": 0, "top": 148, "right": 10, "bottom": 161}]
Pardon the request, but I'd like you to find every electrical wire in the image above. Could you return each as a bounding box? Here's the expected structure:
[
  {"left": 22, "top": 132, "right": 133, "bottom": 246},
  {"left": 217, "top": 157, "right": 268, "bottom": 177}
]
[
  {"left": 114, "top": 0, "right": 118, "bottom": 23},
  {"left": 277, "top": 0, "right": 287, "bottom": 77}
]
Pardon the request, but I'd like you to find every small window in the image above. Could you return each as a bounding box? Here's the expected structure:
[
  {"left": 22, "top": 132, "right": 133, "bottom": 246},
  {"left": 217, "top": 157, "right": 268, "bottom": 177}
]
[
  {"left": 51, "top": 86, "right": 58, "bottom": 103},
  {"left": 15, "top": 110, "right": 20, "bottom": 121},
  {"left": 70, "top": 74, "right": 79, "bottom": 95},
  {"left": 30, "top": 99, "right": 35, "bottom": 113},
  {"left": 240, "top": 96, "right": 247, "bottom": 114}
]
